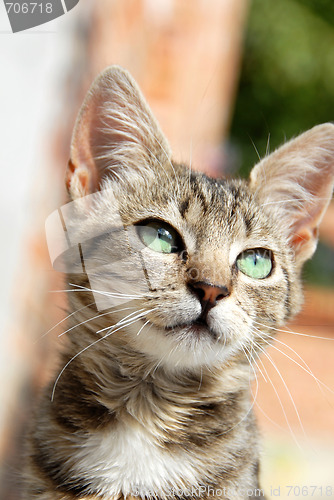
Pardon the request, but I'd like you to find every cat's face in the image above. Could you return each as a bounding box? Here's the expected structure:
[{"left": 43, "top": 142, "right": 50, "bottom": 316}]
[
  {"left": 62, "top": 66, "right": 334, "bottom": 371},
  {"left": 82, "top": 169, "right": 295, "bottom": 370}
]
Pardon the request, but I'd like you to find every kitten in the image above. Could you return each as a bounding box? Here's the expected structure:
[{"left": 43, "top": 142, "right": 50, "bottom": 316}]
[{"left": 25, "top": 66, "right": 334, "bottom": 500}]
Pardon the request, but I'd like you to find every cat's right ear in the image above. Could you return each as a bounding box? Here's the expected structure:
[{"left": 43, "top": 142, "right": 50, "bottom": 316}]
[
  {"left": 66, "top": 66, "right": 171, "bottom": 199},
  {"left": 250, "top": 123, "right": 334, "bottom": 265}
]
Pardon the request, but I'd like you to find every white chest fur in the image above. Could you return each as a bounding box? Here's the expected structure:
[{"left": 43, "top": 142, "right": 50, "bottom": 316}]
[{"left": 71, "top": 423, "right": 203, "bottom": 498}]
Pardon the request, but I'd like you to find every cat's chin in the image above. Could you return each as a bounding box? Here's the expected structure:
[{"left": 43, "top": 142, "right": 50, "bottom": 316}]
[{"left": 128, "top": 317, "right": 237, "bottom": 371}]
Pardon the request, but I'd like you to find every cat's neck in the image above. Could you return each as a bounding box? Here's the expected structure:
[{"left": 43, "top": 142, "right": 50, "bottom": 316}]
[{"left": 54, "top": 319, "right": 252, "bottom": 429}]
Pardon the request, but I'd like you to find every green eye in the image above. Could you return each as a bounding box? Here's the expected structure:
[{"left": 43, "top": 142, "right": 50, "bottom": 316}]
[
  {"left": 136, "top": 220, "right": 181, "bottom": 254},
  {"left": 236, "top": 248, "right": 273, "bottom": 279}
]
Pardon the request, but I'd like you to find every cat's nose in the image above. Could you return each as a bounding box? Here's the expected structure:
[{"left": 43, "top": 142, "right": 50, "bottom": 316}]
[{"left": 189, "top": 281, "right": 230, "bottom": 316}]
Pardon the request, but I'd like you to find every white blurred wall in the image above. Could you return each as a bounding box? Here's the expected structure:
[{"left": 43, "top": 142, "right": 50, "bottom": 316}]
[{"left": 0, "top": 0, "right": 86, "bottom": 445}]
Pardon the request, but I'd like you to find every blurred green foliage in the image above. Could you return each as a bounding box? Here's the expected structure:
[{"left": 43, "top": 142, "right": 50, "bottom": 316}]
[
  {"left": 231, "top": 0, "right": 334, "bottom": 175},
  {"left": 230, "top": 0, "right": 334, "bottom": 286}
]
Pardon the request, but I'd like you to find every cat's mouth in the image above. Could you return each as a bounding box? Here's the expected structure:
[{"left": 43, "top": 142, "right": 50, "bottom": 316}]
[{"left": 165, "top": 318, "right": 219, "bottom": 340}]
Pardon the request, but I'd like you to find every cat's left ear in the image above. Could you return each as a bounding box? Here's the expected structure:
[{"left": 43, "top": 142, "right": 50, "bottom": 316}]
[
  {"left": 250, "top": 123, "right": 334, "bottom": 265},
  {"left": 66, "top": 66, "right": 171, "bottom": 198}
]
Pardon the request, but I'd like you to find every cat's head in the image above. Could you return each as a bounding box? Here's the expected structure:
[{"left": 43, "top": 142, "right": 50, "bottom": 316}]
[{"left": 63, "top": 66, "right": 334, "bottom": 370}]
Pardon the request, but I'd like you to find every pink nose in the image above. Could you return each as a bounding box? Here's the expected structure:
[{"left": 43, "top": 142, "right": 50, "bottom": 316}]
[{"left": 190, "top": 281, "right": 229, "bottom": 311}]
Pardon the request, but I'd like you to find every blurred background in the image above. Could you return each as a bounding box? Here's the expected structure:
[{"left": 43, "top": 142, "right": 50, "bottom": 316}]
[{"left": 0, "top": 0, "right": 333, "bottom": 498}]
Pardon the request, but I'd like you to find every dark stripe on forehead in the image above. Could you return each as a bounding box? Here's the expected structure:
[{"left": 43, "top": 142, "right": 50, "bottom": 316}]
[
  {"left": 244, "top": 213, "right": 256, "bottom": 236},
  {"left": 191, "top": 182, "right": 212, "bottom": 214},
  {"left": 227, "top": 183, "right": 243, "bottom": 200},
  {"left": 179, "top": 198, "right": 190, "bottom": 218}
]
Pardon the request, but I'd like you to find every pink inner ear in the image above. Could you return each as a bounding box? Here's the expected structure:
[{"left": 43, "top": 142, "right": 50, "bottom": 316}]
[
  {"left": 289, "top": 219, "right": 320, "bottom": 263},
  {"left": 65, "top": 159, "right": 98, "bottom": 197},
  {"left": 289, "top": 185, "right": 331, "bottom": 251},
  {"left": 66, "top": 66, "right": 171, "bottom": 200},
  {"left": 290, "top": 227, "right": 315, "bottom": 249},
  {"left": 250, "top": 124, "right": 334, "bottom": 262}
]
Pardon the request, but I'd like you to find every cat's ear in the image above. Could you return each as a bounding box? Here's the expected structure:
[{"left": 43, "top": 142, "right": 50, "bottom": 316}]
[
  {"left": 66, "top": 65, "right": 171, "bottom": 198},
  {"left": 250, "top": 123, "right": 334, "bottom": 265}
]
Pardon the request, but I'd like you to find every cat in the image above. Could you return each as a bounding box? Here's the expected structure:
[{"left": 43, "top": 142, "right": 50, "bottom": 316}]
[{"left": 24, "top": 66, "right": 334, "bottom": 500}]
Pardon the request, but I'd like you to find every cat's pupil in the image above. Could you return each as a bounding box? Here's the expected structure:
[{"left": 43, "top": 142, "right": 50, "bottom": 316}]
[
  {"left": 156, "top": 228, "right": 173, "bottom": 252},
  {"left": 158, "top": 228, "right": 171, "bottom": 241},
  {"left": 236, "top": 249, "right": 272, "bottom": 279}
]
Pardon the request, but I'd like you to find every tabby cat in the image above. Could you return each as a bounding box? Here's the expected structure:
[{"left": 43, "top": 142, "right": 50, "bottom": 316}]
[{"left": 25, "top": 66, "right": 334, "bottom": 500}]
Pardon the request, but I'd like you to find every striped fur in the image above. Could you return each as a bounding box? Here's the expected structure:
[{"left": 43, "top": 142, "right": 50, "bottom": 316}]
[{"left": 24, "top": 67, "right": 334, "bottom": 499}]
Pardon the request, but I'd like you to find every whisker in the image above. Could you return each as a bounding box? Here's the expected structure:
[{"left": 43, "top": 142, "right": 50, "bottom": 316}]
[
  {"left": 217, "top": 341, "right": 258, "bottom": 437},
  {"left": 198, "top": 366, "right": 203, "bottom": 392},
  {"left": 153, "top": 137, "right": 182, "bottom": 199},
  {"left": 51, "top": 308, "right": 156, "bottom": 401},
  {"left": 243, "top": 339, "right": 280, "bottom": 432},
  {"left": 37, "top": 302, "right": 95, "bottom": 341},
  {"left": 245, "top": 340, "right": 268, "bottom": 383},
  {"left": 248, "top": 135, "right": 262, "bottom": 162},
  {"left": 255, "top": 401, "right": 286, "bottom": 432},
  {"left": 260, "top": 195, "right": 332, "bottom": 209},
  {"left": 143, "top": 137, "right": 182, "bottom": 200},
  {"left": 257, "top": 344, "right": 305, "bottom": 448},
  {"left": 95, "top": 308, "right": 149, "bottom": 335},
  {"left": 253, "top": 326, "right": 334, "bottom": 397},
  {"left": 245, "top": 339, "right": 288, "bottom": 432},
  {"left": 256, "top": 350, "right": 300, "bottom": 443},
  {"left": 253, "top": 319, "right": 334, "bottom": 342},
  {"left": 58, "top": 306, "right": 137, "bottom": 338},
  {"left": 50, "top": 288, "right": 143, "bottom": 300},
  {"left": 152, "top": 339, "right": 181, "bottom": 375},
  {"left": 137, "top": 319, "right": 151, "bottom": 336},
  {"left": 242, "top": 343, "right": 260, "bottom": 396},
  {"left": 265, "top": 132, "right": 271, "bottom": 157},
  {"left": 143, "top": 143, "right": 181, "bottom": 199},
  {"left": 69, "top": 282, "right": 144, "bottom": 300}
]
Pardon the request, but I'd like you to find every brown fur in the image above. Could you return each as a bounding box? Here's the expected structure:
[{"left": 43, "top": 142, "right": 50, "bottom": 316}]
[{"left": 24, "top": 67, "right": 334, "bottom": 500}]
